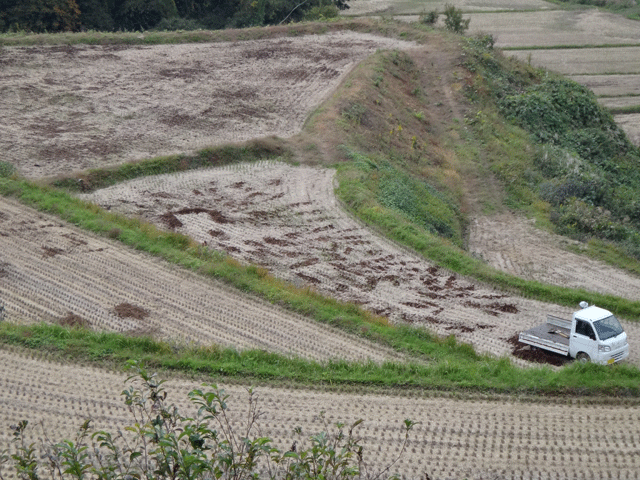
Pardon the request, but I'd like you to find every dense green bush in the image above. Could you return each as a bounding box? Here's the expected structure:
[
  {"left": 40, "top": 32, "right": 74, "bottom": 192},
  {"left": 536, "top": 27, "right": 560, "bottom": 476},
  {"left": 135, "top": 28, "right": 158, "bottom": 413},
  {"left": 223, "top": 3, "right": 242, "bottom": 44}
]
[
  {"left": 0, "top": 362, "right": 414, "bottom": 480},
  {"left": 418, "top": 9, "right": 439, "bottom": 25},
  {"left": 151, "top": 15, "right": 203, "bottom": 30},
  {"left": 340, "top": 150, "right": 463, "bottom": 245},
  {"left": 0, "top": 162, "right": 16, "bottom": 178},
  {"left": 303, "top": 3, "right": 340, "bottom": 21},
  {"left": 377, "top": 164, "right": 461, "bottom": 241},
  {"left": 0, "top": 0, "right": 81, "bottom": 32},
  {"left": 115, "top": 0, "right": 178, "bottom": 31},
  {"left": 0, "top": 0, "right": 352, "bottom": 32},
  {"left": 498, "top": 79, "right": 628, "bottom": 152}
]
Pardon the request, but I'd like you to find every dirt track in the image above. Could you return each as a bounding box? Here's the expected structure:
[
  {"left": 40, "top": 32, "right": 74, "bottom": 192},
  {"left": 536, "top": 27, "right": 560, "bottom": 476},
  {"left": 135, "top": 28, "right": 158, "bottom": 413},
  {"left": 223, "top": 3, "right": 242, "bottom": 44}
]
[{"left": 1, "top": 346, "right": 639, "bottom": 480}]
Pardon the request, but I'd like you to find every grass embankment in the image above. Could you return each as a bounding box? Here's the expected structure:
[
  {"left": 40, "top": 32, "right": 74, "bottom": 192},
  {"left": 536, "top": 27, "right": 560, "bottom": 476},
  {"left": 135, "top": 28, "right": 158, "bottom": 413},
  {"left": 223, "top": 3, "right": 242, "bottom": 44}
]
[
  {"left": 3, "top": 321, "right": 640, "bottom": 397},
  {"left": 609, "top": 105, "right": 640, "bottom": 115}
]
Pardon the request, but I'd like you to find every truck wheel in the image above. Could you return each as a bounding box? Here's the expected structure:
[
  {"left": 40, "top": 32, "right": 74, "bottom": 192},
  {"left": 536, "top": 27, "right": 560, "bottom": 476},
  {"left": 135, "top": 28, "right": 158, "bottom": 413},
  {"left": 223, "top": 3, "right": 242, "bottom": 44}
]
[{"left": 576, "top": 352, "right": 591, "bottom": 363}]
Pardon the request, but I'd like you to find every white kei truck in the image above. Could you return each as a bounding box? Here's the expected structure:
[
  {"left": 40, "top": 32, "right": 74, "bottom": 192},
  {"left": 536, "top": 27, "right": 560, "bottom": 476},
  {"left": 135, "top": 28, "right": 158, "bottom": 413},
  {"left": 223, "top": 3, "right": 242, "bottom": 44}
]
[{"left": 519, "top": 302, "right": 629, "bottom": 364}]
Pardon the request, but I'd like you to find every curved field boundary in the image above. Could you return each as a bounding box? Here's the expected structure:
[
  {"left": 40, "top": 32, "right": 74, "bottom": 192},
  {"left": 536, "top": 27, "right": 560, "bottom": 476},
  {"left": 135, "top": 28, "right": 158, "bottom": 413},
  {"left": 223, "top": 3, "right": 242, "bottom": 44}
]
[
  {"left": 1, "top": 346, "right": 639, "bottom": 480},
  {"left": 0, "top": 196, "right": 404, "bottom": 364},
  {"left": 78, "top": 162, "right": 640, "bottom": 366}
]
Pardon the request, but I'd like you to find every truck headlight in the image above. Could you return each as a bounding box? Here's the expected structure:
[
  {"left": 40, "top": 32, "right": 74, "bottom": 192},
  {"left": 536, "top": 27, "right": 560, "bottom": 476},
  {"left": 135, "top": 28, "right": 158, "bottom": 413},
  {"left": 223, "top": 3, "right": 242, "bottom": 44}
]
[{"left": 599, "top": 345, "right": 611, "bottom": 352}]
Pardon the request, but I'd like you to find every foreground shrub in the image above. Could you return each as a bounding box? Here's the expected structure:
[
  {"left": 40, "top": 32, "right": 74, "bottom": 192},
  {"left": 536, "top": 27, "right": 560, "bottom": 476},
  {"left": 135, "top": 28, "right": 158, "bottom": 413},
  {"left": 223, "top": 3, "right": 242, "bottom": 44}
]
[
  {"left": 0, "top": 361, "right": 415, "bottom": 480},
  {"left": 0, "top": 162, "right": 16, "bottom": 178},
  {"left": 443, "top": 4, "right": 470, "bottom": 34}
]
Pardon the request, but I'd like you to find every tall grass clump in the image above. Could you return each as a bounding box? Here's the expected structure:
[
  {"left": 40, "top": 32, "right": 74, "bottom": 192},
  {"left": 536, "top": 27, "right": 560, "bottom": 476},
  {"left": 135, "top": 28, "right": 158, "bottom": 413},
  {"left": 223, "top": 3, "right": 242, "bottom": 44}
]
[
  {"left": 0, "top": 161, "right": 16, "bottom": 178},
  {"left": 338, "top": 149, "right": 464, "bottom": 246}
]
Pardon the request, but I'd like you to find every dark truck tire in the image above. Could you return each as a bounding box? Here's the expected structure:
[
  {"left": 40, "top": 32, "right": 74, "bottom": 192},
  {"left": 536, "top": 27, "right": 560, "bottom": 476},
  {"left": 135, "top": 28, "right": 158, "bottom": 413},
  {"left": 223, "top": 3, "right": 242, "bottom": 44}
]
[{"left": 576, "top": 352, "right": 591, "bottom": 363}]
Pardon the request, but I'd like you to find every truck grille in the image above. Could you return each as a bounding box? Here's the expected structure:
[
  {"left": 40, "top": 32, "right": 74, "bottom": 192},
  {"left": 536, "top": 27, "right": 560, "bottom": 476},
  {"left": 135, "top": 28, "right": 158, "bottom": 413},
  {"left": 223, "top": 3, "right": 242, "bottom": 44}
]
[{"left": 611, "top": 351, "right": 626, "bottom": 361}]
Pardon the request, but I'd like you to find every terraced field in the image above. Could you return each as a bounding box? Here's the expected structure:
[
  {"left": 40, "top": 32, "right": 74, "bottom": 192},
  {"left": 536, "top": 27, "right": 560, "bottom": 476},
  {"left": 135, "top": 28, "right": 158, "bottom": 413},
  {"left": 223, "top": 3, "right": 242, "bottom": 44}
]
[
  {"left": 78, "top": 161, "right": 640, "bottom": 365},
  {"left": 0, "top": 196, "right": 403, "bottom": 364},
  {"left": 2, "top": 4, "right": 640, "bottom": 479},
  {"left": 0, "top": 31, "right": 416, "bottom": 179}
]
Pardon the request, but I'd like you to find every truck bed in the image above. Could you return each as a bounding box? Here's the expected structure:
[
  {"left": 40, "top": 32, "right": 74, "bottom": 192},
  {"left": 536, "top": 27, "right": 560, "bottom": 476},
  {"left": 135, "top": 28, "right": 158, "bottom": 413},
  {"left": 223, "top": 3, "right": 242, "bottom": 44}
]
[{"left": 519, "top": 322, "right": 571, "bottom": 356}]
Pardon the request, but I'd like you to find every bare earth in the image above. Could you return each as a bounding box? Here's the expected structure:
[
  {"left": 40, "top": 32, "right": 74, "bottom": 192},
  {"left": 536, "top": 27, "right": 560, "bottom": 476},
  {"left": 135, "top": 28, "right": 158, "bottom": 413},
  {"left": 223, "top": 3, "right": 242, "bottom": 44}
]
[
  {"left": 1, "top": 346, "right": 639, "bottom": 480},
  {"left": 468, "top": 213, "right": 640, "bottom": 301},
  {"left": 0, "top": 32, "right": 415, "bottom": 179}
]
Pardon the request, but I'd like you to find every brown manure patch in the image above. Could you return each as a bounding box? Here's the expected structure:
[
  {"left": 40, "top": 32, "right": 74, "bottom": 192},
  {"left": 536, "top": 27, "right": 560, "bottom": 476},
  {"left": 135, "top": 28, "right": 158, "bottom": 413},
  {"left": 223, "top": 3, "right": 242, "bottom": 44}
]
[
  {"left": 160, "top": 212, "right": 183, "bottom": 229},
  {"left": 42, "top": 246, "right": 64, "bottom": 257},
  {"left": 114, "top": 303, "right": 149, "bottom": 320},
  {"left": 506, "top": 333, "right": 571, "bottom": 367},
  {"left": 57, "top": 312, "right": 89, "bottom": 328}
]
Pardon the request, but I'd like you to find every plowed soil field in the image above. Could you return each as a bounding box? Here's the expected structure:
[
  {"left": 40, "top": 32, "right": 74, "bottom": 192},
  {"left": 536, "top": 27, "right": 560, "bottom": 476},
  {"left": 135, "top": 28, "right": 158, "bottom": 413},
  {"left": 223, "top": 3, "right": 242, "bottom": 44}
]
[{"left": 1, "top": 346, "right": 639, "bottom": 480}]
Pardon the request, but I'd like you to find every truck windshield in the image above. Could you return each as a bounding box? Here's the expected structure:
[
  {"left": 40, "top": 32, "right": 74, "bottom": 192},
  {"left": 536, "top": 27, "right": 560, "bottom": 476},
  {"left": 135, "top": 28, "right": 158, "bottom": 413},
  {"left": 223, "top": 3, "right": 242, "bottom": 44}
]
[{"left": 593, "top": 315, "right": 624, "bottom": 341}]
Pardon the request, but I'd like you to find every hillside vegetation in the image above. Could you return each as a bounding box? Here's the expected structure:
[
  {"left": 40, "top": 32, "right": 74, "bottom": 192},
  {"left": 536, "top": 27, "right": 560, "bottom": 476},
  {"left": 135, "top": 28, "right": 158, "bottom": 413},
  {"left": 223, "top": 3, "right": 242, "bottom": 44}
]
[{"left": 0, "top": 0, "right": 351, "bottom": 32}]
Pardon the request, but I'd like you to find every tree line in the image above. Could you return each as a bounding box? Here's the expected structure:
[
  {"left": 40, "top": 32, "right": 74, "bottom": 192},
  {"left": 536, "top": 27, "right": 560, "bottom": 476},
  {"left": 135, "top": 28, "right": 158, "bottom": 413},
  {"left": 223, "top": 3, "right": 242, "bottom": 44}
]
[{"left": 0, "top": 0, "right": 351, "bottom": 33}]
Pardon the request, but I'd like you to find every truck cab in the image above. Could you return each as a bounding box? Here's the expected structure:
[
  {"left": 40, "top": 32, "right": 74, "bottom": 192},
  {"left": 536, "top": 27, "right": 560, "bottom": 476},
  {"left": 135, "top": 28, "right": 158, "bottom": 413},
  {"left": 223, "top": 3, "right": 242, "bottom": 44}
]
[{"left": 569, "top": 305, "right": 629, "bottom": 364}]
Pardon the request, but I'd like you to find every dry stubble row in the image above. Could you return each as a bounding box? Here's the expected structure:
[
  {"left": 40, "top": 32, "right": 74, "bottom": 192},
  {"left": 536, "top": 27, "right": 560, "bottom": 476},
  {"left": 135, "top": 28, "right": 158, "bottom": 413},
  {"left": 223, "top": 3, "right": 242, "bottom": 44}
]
[
  {"left": 0, "top": 196, "right": 403, "bottom": 364},
  {"left": 1, "top": 346, "right": 639, "bottom": 480}
]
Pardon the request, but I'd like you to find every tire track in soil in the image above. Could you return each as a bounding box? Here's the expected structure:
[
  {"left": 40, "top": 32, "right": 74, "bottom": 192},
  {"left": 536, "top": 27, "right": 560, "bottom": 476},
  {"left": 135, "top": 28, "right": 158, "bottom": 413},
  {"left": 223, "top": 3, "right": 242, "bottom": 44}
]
[
  {"left": 1, "top": 346, "right": 639, "bottom": 480},
  {"left": 0, "top": 196, "right": 404, "bottom": 364},
  {"left": 79, "top": 161, "right": 640, "bottom": 367}
]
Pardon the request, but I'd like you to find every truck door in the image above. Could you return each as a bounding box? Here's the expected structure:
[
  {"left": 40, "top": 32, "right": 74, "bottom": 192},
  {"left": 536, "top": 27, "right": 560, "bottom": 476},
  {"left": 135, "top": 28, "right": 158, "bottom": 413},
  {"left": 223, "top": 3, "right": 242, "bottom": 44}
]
[{"left": 571, "top": 319, "right": 598, "bottom": 361}]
